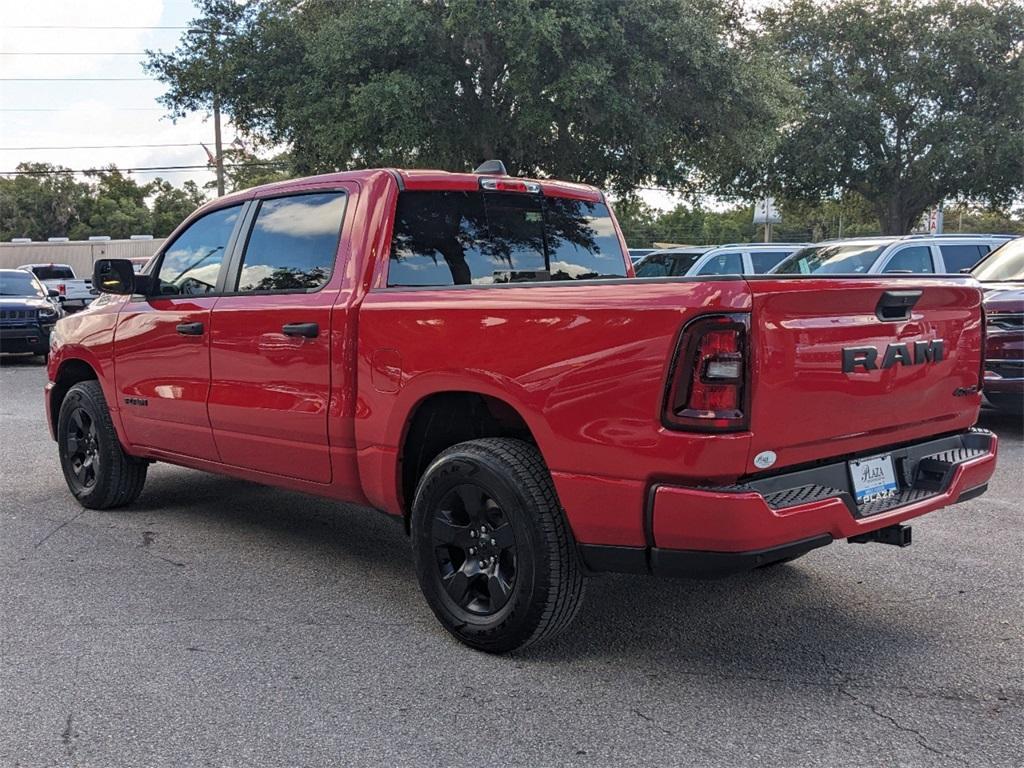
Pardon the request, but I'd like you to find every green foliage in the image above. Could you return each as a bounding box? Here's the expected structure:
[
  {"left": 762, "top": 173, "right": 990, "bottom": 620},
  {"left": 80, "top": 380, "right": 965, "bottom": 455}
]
[
  {"left": 151, "top": 179, "right": 206, "bottom": 236},
  {"left": 0, "top": 164, "right": 209, "bottom": 241},
  {"left": 146, "top": 0, "right": 787, "bottom": 195},
  {"left": 208, "top": 148, "right": 293, "bottom": 194},
  {"left": 0, "top": 164, "right": 91, "bottom": 241},
  {"left": 752, "top": 0, "right": 1024, "bottom": 234}
]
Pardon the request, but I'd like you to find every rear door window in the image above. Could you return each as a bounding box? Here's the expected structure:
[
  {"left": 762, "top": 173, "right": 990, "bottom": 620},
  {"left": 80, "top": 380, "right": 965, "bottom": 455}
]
[
  {"left": 696, "top": 252, "right": 742, "bottom": 276},
  {"left": 939, "top": 244, "right": 988, "bottom": 273},
  {"left": 883, "top": 246, "right": 934, "bottom": 273},
  {"left": 388, "top": 190, "right": 626, "bottom": 286},
  {"left": 235, "top": 192, "right": 347, "bottom": 292},
  {"left": 750, "top": 250, "right": 792, "bottom": 273}
]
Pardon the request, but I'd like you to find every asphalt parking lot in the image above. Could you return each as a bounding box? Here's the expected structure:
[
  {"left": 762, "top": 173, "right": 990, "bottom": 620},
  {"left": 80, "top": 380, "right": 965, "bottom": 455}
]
[{"left": 1, "top": 356, "right": 1021, "bottom": 768}]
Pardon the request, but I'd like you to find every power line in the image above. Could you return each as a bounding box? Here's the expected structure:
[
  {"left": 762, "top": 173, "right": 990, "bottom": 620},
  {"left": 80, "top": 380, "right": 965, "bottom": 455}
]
[
  {"left": 0, "top": 142, "right": 207, "bottom": 151},
  {"left": 0, "top": 52, "right": 148, "bottom": 56},
  {"left": 0, "top": 77, "right": 154, "bottom": 81},
  {"left": 2, "top": 162, "right": 288, "bottom": 176},
  {"left": 2, "top": 25, "right": 188, "bottom": 30},
  {"left": 0, "top": 108, "right": 163, "bottom": 112}
]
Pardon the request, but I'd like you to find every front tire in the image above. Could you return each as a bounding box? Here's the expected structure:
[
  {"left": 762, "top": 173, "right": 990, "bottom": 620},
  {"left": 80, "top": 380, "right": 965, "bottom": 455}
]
[
  {"left": 411, "top": 438, "right": 584, "bottom": 653},
  {"left": 57, "top": 381, "right": 147, "bottom": 509}
]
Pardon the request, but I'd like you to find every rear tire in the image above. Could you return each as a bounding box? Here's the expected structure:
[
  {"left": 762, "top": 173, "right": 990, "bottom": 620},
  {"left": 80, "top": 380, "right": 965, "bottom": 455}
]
[
  {"left": 411, "top": 438, "right": 584, "bottom": 653},
  {"left": 57, "top": 381, "right": 147, "bottom": 509}
]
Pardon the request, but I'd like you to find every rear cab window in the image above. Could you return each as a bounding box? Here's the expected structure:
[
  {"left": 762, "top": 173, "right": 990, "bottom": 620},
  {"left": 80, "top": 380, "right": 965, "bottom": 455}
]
[
  {"left": 30, "top": 265, "right": 75, "bottom": 281},
  {"left": 387, "top": 190, "right": 626, "bottom": 286}
]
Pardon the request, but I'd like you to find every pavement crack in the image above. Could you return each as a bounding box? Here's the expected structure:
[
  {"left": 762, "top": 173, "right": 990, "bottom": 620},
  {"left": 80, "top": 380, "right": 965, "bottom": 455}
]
[
  {"left": 632, "top": 708, "right": 675, "bottom": 736},
  {"left": 61, "top": 712, "right": 74, "bottom": 756},
  {"left": 838, "top": 686, "right": 967, "bottom": 765},
  {"left": 34, "top": 509, "right": 85, "bottom": 548}
]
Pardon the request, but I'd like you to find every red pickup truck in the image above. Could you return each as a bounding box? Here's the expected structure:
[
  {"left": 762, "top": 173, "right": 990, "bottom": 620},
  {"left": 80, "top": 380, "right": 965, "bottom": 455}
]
[{"left": 45, "top": 165, "right": 998, "bottom": 652}]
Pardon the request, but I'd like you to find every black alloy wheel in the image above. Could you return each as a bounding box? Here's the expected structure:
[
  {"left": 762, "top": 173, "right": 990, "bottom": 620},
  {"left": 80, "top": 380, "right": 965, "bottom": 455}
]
[
  {"left": 411, "top": 438, "right": 584, "bottom": 653},
  {"left": 432, "top": 484, "right": 518, "bottom": 615},
  {"left": 64, "top": 406, "right": 101, "bottom": 492}
]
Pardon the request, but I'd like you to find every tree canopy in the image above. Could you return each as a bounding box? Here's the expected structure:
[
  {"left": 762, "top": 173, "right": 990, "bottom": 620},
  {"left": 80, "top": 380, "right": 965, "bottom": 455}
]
[
  {"left": 749, "top": 0, "right": 1024, "bottom": 234},
  {"left": 146, "top": 0, "right": 788, "bottom": 195},
  {"left": 0, "top": 165, "right": 205, "bottom": 241}
]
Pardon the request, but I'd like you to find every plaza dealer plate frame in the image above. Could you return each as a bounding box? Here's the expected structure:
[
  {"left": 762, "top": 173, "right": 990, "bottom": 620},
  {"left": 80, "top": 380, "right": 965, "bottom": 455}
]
[{"left": 848, "top": 453, "right": 899, "bottom": 505}]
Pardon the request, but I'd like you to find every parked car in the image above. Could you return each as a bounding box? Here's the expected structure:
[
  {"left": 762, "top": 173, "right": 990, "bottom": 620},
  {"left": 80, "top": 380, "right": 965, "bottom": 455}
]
[
  {"left": 971, "top": 237, "right": 1023, "bottom": 415},
  {"left": 628, "top": 248, "right": 657, "bottom": 264},
  {"left": 0, "top": 268, "right": 62, "bottom": 360},
  {"left": 634, "top": 243, "right": 808, "bottom": 277},
  {"left": 771, "top": 234, "right": 1011, "bottom": 276},
  {"left": 18, "top": 263, "right": 94, "bottom": 311},
  {"left": 46, "top": 165, "right": 997, "bottom": 652}
]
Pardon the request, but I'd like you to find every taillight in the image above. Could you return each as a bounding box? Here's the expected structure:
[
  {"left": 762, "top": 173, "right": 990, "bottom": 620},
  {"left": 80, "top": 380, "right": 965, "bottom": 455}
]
[
  {"left": 664, "top": 313, "right": 750, "bottom": 432},
  {"left": 479, "top": 178, "right": 541, "bottom": 194}
]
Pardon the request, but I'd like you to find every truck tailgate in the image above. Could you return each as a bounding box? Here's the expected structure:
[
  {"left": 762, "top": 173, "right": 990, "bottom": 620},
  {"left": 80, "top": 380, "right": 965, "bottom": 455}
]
[{"left": 745, "top": 277, "right": 984, "bottom": 470}]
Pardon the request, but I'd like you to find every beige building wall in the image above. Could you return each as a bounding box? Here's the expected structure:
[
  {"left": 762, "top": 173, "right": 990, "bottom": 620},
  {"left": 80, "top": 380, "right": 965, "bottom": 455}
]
[{"left": 0, "top": 239, "right": 165, "bottom": 277}]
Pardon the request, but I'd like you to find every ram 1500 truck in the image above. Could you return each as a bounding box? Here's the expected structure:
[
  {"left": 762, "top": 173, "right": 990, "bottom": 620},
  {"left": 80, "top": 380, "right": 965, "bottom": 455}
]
[{"left": 45, "top": 166, "right": 998, "bottom": 652}]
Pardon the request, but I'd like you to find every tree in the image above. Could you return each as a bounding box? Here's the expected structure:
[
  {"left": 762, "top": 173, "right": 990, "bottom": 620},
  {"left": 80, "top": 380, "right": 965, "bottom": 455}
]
[
  {"left": 754, "top": 0, "right": 1024, "bottom": 235},
  {"left": 70, "top": 167, "right": 153, "bottom": 240},
  {"left": 0, "top": 164, "right": 91, "bottom": 240},
  {"left": 146, "top": 0, "right": 787, "bottom": 195},
  {"left": 151, "top": 179, "right": 206, "bottom": 236}
]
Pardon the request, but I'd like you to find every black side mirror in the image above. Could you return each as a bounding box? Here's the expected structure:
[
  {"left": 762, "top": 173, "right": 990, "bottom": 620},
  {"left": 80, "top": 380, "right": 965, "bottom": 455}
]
[
  {"left": 93, "top": 259, "right": 137, "bottom": 295},
  {"left": 47, "top": 288, "right": 60, "bottom": 298}
]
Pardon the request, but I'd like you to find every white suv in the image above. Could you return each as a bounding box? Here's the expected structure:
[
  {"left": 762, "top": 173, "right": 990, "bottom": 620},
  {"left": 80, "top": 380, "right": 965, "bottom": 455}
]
[
  {"left": 634, "top": 242, "right": 809, "bottom": 278},
  {"left": 771, "top": 235, "right": 1012, "bottom": 276}
]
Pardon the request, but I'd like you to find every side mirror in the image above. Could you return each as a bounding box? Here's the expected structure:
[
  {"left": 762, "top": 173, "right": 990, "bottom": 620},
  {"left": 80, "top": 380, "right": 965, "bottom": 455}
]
[
  {"left": 93, "top": 259, "right": 137, "bottom": 295},
  {"left": 47, "top": 288, "right": 60, "bottom": 298}
]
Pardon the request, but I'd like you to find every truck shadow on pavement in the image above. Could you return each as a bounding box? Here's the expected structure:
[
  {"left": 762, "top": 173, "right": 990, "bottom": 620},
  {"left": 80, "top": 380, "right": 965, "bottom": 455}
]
[{"left": 129, "top": 468, "right": 935, "bottom": 684}]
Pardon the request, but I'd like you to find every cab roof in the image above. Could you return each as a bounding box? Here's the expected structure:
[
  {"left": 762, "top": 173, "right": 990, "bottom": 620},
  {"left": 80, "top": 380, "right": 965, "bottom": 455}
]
[{"left": 230, "top": 167, "right": 605, "bottom": 203}]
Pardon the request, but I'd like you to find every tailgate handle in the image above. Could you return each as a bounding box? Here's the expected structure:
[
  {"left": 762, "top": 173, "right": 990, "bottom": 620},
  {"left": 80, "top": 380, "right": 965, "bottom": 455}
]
[
  {"left": 282, "top": 322, "right": 319, "bottom": 338},
  {"left": 876, "top": 290, "right": 921, "bottom": 322}
]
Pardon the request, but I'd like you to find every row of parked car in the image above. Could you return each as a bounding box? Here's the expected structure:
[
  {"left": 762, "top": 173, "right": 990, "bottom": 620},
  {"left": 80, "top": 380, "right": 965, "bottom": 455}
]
[
  {"left": 628, "top": 234, "right": 1011, "bottom": 278},
  {"left": 630, "top": 235, "right": 1023, "bottom": 416}
]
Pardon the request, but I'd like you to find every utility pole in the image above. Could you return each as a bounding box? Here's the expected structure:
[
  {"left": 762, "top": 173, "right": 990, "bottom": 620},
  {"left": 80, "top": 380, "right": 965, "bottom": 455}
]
[
  {"left": 188, "top": 25, "right": 225, "bottom": 197},
  {"left": 212, "top": 88, "right": 225, "bottom": 197}
]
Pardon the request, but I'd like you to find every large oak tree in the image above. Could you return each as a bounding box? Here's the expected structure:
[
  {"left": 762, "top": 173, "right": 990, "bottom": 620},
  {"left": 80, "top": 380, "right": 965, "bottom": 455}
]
[
  {"left": 145, "top": 0, "right": 787, "bottom": 195},
  {"left": 755, "top": 0, "right": 1024, "bottom": 234}
]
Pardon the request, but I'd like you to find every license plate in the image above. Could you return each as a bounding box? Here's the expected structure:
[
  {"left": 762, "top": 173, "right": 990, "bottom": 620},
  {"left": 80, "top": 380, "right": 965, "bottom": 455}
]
[{"left": 849, "top": 454, "right": 899, "bottom": 505}]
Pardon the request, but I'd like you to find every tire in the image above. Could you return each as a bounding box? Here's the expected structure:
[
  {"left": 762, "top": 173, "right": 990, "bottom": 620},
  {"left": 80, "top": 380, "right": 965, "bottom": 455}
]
[
  {"left": 57, "top": 380, "right": 147, "bottom": 510},
  {"left": 411, "top": 438, "right": 584, "bottom": 653}
]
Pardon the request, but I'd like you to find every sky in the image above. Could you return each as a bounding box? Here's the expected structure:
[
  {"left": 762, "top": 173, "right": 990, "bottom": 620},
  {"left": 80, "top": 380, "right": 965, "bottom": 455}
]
[
  {"left": 0, "top": 0, "right": 715, "bottom": 212},
  {"left": 0, "top": 0, "right": 235, "bottom": 192}
]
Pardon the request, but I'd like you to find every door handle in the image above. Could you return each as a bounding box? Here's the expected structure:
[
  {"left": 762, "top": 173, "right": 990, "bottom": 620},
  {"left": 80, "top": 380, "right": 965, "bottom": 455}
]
[
  {"left": 282, "top": 322, "right": 319, "bottom": 339},
  {"left": 176, "top": 322, "right": 204, "bottom": 336}
]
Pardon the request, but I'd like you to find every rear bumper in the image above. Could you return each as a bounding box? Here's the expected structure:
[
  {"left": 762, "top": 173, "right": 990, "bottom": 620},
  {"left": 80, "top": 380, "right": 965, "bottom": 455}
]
[{"left": 579, "top": 429, "right": 998, "bottom": 578}]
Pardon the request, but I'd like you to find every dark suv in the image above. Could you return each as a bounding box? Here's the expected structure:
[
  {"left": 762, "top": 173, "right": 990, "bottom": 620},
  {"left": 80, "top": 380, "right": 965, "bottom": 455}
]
[{"left": 0, "top": 269, "right": 62, "bottom": 360}]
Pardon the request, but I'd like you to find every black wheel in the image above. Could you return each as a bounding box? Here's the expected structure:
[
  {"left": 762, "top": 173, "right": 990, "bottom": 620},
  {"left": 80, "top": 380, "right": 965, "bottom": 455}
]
[
  {"left": 57, "top": 380, "right": 147, "bottom": 509},
  {"left": 411, "top": 438, "right": 584, "bottom": 653}
]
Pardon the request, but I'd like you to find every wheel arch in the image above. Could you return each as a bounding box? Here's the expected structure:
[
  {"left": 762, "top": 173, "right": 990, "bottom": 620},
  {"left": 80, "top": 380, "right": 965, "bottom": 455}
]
[
  {"left": 397, "top": 391, "right": 539, "bottom": 526},
  {"left": 49, "top": 357, "right": 100, "bottom": 440}
]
